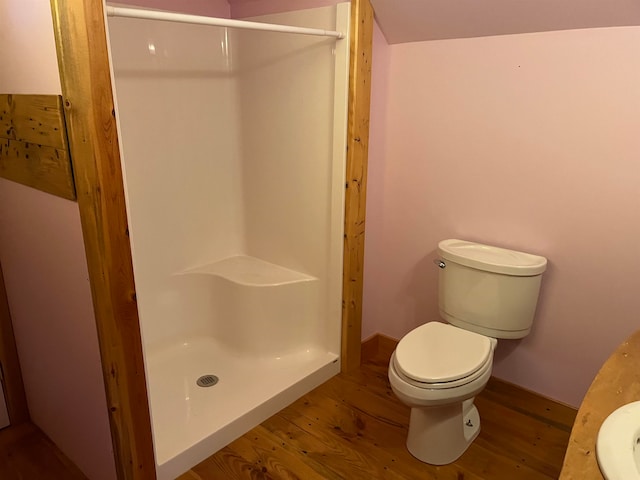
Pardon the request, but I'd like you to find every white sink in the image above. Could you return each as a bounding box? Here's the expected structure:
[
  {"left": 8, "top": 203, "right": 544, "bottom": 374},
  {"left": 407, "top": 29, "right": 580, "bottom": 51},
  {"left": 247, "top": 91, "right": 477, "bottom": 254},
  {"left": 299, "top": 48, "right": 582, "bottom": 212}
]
[{"left": 596, "top": 401, "right": 640, "bottom": 480}]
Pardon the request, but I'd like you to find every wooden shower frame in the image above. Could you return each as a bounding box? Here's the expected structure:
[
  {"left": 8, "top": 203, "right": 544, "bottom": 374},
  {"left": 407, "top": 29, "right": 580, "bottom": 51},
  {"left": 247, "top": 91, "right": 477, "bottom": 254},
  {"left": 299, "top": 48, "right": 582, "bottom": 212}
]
[{"left": 49, "top": 0, "right": 373, "bottom": 478}]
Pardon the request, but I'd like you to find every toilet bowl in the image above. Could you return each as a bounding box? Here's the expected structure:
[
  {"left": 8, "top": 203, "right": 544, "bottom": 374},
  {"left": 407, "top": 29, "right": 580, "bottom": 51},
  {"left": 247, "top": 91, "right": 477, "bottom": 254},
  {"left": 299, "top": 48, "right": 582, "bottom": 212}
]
[
  {"left": 389, "top": 321, "right": 497, "bottom": 464},
  {"left": 388, "top": 239, "right": 547, "bottom": 465}
]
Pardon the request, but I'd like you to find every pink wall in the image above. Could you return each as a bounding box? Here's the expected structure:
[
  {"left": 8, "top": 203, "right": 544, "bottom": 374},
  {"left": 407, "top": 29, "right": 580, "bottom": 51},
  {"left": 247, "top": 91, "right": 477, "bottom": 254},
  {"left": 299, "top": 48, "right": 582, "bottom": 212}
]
[
  {"left": 0, "top": 1, "right": 116, "bottom": 479},
  {"left": 229, "top": 0, "right": 342, "bottom": 18},
  {"left": 112, "top": 0, "right": 345, "bottom": 19},
  {"left": 370, "top": 0, "right": 640, "bottom": 43},
  {"left": 0, "top": 182, "right": 116, "bottom": 480},
  {"left": 0, "top": 0, "right": 61, "bottom": 93},
  {"left": 363, "top": 26, "right": 640, "bottom": 407},
  {"left": 115, "top": 0, "right": 230, "bottom": 17}
]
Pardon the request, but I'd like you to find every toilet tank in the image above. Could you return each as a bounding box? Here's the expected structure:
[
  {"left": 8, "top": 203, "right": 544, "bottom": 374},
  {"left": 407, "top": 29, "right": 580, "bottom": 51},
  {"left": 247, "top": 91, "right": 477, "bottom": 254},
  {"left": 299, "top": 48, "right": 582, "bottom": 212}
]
[{"left": 437, "top": 239, "right": 547, "bottom": 339}]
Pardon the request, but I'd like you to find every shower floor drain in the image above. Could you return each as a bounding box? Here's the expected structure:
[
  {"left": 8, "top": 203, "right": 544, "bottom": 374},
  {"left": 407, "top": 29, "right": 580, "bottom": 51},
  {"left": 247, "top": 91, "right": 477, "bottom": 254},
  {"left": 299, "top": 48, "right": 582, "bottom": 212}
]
[{"left": 196, "top": 375, "right": 219, "bottom": 388}]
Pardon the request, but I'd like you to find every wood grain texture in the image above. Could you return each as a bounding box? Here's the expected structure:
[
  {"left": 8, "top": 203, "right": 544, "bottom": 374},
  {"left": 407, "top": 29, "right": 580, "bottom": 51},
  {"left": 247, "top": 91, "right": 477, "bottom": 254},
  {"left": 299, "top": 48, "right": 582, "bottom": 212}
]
[
  {"left": 181, "top": 335, "right": 576, "bottom": 479},
  {"left": 49, "top": 1, "right": 156, "bottom": 479},
  {"left": 0, "top": 422, "right": 87, "bottom": 480},
  {"left": 560, "top": 329, "right": 640, "bottom": 480},
  {"left": 0, "top": 138, "right": 75, "bottom": 200},
  {"left": 0, "top": 263, "right": 29, "bottom": 425},
  {"left": 360, "top": 334, "right": 379, "bottom": 362},
  {"left": 0, "top": 94, "right": 67, "bottom": 148},
  {"left": 0, "top": 94, "right": 75, "bottom": 200},
  {"left": 342, "top": 0, "right": 374, "bottom": 374},
  {"left": 0, "top": 96, "right": 11, "bottom": 138}
]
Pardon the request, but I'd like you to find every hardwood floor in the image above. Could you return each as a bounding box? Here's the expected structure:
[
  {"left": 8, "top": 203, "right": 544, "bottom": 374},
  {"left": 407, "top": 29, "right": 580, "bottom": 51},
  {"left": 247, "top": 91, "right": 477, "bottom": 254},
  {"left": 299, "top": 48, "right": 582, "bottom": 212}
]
[
  {"left": 0, "top": 422, "right": 87, "bottom": 479},
  {"left": 179, "top": 337, "right": 577, "bottom": 480}
]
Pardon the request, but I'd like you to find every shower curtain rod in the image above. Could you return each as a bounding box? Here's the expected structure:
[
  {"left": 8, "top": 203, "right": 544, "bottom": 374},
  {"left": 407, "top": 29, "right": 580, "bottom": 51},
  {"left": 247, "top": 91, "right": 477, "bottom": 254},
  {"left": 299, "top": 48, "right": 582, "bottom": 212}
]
[{"left": 105, "top": 5, "right": 345, "bottom": 39}]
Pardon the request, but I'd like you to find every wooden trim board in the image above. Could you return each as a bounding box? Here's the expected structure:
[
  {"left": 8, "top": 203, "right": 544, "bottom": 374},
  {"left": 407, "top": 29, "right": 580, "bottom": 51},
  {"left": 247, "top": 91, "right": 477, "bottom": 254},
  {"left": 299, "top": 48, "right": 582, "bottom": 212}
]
[
  {"left": 360, "top": 333, "right": 380, "bottom": 361},
  {"left": 361, "top": 333, "right": 398, "bottom": 362},
  {"left": 0, "top": 94, "right": 75, "bottom": 200},
  {"left": 342, "top": 0, "right": 374, "bottom": 373},
  {"left": 49, "top": 1, "right": 156, "bottom": 479},
  {"left": 0, "top": 264, "right": 29, "bottom": 425}
]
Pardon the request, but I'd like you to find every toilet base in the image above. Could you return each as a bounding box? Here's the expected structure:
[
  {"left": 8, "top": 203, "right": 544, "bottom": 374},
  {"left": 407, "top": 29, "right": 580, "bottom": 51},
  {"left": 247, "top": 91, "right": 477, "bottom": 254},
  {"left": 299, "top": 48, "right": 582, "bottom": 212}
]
[{"left": 406, "top": 398, "right": 480, "bottom": 465}]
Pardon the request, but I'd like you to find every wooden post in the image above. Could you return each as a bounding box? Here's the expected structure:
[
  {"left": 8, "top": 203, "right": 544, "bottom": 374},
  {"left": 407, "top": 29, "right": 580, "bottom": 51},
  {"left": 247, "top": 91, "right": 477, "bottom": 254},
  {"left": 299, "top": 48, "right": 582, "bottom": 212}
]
[
  {"left": 49, "top": 1, "right": 156, "bottom": 478},
  {"left": 342, "top": 0, "right": 374, "bottom": 373}
]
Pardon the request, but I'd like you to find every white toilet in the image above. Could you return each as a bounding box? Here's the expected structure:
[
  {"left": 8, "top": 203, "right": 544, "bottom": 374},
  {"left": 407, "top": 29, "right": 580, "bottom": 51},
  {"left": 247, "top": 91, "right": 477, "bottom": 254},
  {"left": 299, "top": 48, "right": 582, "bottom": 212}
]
[{"left": 388, "top": 239, "right": 547, "bottom": 465}]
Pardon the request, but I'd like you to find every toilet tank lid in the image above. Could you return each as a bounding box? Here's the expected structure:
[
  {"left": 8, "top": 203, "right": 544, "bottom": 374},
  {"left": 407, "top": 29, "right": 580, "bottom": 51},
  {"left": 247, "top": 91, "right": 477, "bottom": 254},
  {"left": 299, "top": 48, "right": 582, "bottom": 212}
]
[{"left": 438, "top": 239, "right": 547, "bottom": 276}]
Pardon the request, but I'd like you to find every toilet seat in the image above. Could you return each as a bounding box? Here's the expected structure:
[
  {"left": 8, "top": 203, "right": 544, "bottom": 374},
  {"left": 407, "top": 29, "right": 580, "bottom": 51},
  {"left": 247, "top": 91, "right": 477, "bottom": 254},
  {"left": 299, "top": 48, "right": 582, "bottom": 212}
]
[
  {"left": 394, "top": 322, "right": 493, "bottom": 389},
  {"left": 393, "top": 353, "right": 492, "bottom": 390}
]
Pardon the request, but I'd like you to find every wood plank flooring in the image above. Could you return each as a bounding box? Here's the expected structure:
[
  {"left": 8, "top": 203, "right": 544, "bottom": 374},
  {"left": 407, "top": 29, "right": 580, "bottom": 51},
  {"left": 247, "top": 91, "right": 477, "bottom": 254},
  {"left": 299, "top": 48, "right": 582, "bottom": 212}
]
[
  {"left": 180, "top": 337, "right": 577, "bottom": 479},
  {"left": 0, "top": 422, "right": 87, "bottom": 479}
]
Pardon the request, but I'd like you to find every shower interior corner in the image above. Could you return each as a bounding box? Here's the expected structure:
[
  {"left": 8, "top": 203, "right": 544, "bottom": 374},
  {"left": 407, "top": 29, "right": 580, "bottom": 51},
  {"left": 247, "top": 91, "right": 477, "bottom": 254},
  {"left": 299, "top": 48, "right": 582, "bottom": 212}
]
[{"left": 107, "top": 3, "right": 350, "bottom": 479}]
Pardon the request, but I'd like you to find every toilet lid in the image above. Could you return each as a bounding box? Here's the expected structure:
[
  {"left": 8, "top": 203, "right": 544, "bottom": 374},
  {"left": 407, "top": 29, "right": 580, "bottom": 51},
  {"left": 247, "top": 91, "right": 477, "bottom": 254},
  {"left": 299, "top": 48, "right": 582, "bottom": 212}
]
[{"left": 395, "top": 322, "right": 492, "bottom": 383}]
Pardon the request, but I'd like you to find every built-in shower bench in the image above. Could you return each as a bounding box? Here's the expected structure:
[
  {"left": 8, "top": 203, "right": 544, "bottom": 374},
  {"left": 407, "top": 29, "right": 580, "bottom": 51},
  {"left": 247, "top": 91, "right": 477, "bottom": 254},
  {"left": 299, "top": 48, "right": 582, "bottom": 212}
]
[{"left": 183, "top": 255, "right": 317, "bottom": 287}]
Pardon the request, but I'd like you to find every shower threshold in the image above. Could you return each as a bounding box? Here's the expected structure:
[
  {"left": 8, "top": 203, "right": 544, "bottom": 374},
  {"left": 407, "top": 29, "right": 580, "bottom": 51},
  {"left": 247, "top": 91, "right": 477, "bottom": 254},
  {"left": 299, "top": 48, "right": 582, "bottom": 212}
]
[{"left": 144, "top": 336, "right": 339, "bottom": 480}]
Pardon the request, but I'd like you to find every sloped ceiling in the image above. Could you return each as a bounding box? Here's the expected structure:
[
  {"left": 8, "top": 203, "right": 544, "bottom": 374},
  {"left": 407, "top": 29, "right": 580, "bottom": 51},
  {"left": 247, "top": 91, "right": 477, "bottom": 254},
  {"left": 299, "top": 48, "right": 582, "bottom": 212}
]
[{"left": 370, "top": 0, "right": 640, "bottom": 43}]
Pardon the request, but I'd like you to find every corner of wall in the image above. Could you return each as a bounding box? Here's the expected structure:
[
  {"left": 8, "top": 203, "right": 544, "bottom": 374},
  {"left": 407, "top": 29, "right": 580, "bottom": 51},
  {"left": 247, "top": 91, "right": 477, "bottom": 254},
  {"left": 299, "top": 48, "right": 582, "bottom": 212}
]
[
  {"left": 229, "top": 0, "right": 343, "bottom": 19},
  {"left": 113, "top": 0, "right": 231, "bottom": 17}
]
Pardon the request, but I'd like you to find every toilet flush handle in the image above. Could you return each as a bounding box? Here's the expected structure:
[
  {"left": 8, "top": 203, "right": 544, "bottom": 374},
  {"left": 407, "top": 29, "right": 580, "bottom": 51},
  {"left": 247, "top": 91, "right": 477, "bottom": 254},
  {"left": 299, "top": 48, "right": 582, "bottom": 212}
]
[{"left": 433, "top": 259, "right": 446, "bottom": 269}]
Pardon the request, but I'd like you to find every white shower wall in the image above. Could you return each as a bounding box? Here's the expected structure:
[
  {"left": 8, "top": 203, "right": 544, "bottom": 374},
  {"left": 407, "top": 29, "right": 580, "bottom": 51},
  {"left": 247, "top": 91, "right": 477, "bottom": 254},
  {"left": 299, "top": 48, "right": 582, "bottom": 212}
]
[
  {"left": 108, "top": 18, "right": 244, "bottom": 346},
  {"left": 110, "top": 7, "right": 345, "bottom": 354},
  {"left": 237, "top": 6, "right": 345, "bottom": 353}
]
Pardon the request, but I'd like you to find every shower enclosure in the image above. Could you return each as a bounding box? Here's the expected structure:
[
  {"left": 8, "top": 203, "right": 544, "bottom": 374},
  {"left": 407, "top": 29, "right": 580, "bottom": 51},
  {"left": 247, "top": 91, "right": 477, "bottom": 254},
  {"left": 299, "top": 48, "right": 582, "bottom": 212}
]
[{"left": 107, "top": 4, "right": 350, "bottom": 479}]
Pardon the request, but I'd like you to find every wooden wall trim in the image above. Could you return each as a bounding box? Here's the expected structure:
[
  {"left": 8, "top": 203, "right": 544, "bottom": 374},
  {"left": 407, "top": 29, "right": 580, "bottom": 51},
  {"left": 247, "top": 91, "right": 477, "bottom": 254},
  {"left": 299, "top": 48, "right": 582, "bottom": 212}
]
[
  {"left": 342, "top": 0, "right": 374, "bottom": 373},
  {"left": 49, "top": 1, "right": 156, "bottom": 479},
  {"left": 0, "top": 263, "right": 30, "bottom": 425},
  {"left": 361, "top": 333, "right": 398, "bottom": 362},
  {"left": 0, "top": 94, "right": 75, "bottom": 200}
]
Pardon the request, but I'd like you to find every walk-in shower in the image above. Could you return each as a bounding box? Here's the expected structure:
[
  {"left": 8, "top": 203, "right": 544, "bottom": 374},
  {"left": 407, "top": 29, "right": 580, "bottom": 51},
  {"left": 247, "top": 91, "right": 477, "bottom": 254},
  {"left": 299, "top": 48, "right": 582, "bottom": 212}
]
[{"left": 107, "top": 3, "right": 350, "bottom": 478}]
